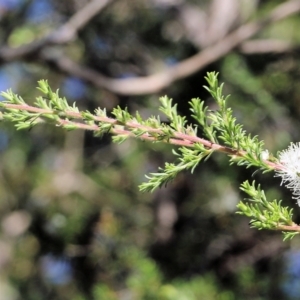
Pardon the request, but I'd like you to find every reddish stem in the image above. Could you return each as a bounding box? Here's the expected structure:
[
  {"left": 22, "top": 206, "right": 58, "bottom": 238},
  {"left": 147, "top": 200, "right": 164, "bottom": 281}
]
[
  {"left": 1, "top": 102, "right": 285, "bottom": 171},
  {"left": 276, "top": 223, "right": 300, "bottom": 232}
]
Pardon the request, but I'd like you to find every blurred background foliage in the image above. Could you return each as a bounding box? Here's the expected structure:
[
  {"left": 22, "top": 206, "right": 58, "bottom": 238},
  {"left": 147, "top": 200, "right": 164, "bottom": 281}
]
[{"left": 0, "top": 0, "right": 300, "bottom": 299}]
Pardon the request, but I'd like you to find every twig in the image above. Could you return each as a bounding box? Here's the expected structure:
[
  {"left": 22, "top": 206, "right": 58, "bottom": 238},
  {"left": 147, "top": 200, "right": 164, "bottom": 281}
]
[
  {"left": 0, "top": 101, "right": 285, "bottom": 171},
  {"left": 276, "top": 224, "right": 300, "bottom": 232},
  {"left": 49, "top": 0, "right": 112, "bottom": 44},
  {"left": 239, "top": 39, "right": 295, "bottom": 54}
]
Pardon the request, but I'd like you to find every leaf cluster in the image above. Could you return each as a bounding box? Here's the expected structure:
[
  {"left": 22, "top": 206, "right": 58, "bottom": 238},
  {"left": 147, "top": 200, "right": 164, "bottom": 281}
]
[
  {"left": 141, "top": 72, "right": 275, "bottom": 191},
  {"left": 196, "top": 73, "right": 271, "bottom": 171},
  {"left": 237, "top": 181, "right": 299, "bottom": 241},
  {"left": 0, "top": 73, "right": 298, "bottom": 240}
]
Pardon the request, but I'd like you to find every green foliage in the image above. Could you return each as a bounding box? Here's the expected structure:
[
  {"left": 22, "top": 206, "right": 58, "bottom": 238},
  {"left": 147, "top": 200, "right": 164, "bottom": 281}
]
[
  {"left": 2, "top": 2, "right": 300, "bottom": 299},
  {"left": 0, "top": 72, "right": 299, "bottom": 241},
  {"left": 84, "top": 248, "right": 233, "bottom": 300},
  {"left": 237, "top": 181, "right": 299, "bottom": 240},
  {"left": 203, "top": 73, "right": 271, "bottom": 170}
]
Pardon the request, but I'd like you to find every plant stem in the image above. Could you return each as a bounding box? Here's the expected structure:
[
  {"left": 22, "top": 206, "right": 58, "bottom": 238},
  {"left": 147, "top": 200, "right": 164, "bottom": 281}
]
[{"left": 1, "top": 102, "right": 285, "bottom": 171}]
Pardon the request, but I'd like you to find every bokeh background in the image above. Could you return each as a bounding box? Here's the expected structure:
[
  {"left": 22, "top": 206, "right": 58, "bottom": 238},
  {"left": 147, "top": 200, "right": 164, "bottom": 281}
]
[{"left": 0, "top": 0, "right": 300, "bottom": 299}]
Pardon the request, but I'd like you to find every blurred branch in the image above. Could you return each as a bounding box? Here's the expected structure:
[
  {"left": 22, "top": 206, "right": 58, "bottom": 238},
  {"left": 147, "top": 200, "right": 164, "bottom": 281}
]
[
  {"left": 0, "top": 0, "right": 298, "bottom": 95},
  {"left": 40, "top": 0, "right": 300, "bottom": 95},
  {"left": 239, "top": 39, "right": 295, "bottom": 54},
  {"left": 49, "top": 0, "right": 112, "bottom": 44},
  {"left": 180, "top": 0, "right": 241, "bottom": 48},
  {"left": 0, "top": 0, "right": 112, "bottom": 61}
]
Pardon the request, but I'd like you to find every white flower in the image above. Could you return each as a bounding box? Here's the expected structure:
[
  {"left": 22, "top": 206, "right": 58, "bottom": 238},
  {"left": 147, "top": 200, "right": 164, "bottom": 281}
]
[
  {"left": 275, "top": 142, "right": 300, "bottom": 205},
  {"left": 261, "top": 149, "right": 269, "bottom": 160}
]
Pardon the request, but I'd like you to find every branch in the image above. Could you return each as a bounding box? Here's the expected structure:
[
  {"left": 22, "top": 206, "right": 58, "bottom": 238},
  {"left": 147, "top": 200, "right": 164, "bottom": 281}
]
[
  {"left": 0, "top": 76, "right": 285, "bottom": 173},
  {"left": 276, "top": 224, "right": 300, "bottom": 232},
  {"left": 39, "top": 0, "right": 300, "bottom": 95},
  {"left": 0, "top": 0, "right": 299, "bottom": 95},
  {"left": 237, "top": 181, "right": 300, "bottom": 240},
  {"left": 49, "top": 0, "right": 112, "bottom": 44},
  {"left": 2, "top": 73, "right": 299, "bottom": 239},
  {"left": 0, "top": 102, "right": 258, "bottom": 156},
  {"left": 239, "top": 39, "right": 295, "bottom": 54}
]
